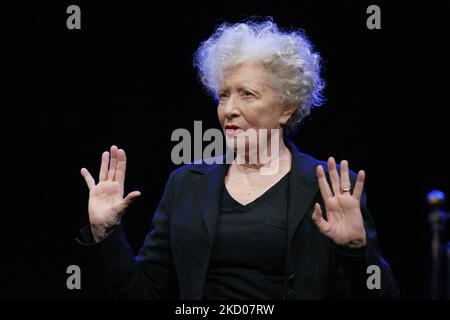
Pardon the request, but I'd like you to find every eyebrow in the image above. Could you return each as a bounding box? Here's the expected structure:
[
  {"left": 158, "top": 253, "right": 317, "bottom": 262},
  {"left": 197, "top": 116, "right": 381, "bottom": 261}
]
[{"left": 220, "top": 81, "right": 262, "bottom": 93}]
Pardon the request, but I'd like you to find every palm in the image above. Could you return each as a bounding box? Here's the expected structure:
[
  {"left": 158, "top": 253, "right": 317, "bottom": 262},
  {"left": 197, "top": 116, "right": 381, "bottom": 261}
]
[
  {"left": 312, "top": 157, "right": 367, "bottom": 248},
  {"left": 81, "top": 145, "right": 141, "bottom": 229},
  {"left": 88, "top": 180, "right": 125, "bottom": 226}
]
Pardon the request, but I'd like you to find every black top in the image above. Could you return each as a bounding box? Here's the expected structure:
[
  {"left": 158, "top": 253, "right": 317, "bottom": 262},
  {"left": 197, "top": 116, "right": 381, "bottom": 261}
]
[{"left": 204, "top": 172, "right": 290, "bottom": 299}]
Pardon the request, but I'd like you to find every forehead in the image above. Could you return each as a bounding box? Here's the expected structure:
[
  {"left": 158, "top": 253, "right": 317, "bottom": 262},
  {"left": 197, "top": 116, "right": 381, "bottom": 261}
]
[{"left": 220, "top": 61, "right": 269, "bottom": 89}]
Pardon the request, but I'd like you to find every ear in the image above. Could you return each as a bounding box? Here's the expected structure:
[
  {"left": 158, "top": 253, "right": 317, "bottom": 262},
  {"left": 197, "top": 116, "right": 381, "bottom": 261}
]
[{"left": 278, "top": 103, "right": 298, "bottom": 126}]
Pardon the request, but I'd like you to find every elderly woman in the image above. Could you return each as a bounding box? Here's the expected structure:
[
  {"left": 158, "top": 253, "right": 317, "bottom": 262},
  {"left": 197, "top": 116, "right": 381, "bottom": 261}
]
[{"left": 78, "top": 20, "right": 399, "bottom": 299}]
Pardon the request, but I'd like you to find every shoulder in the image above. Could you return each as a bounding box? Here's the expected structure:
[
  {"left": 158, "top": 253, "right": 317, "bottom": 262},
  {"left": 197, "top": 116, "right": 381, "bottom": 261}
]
[{"left": 289, "top": 143, "right": 358, "bottom": 183}]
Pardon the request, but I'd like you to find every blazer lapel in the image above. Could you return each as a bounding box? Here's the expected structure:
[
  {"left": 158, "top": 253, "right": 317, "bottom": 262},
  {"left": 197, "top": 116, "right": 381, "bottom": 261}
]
[
  {"left": 285, "top": 139, "right": 320, "bottom": 250},
  {"left": 181, "top": 156, "right": 229, "bottom": 299},
  {"left": 192, "top": 161, "right": 228, "bottom": 246}
]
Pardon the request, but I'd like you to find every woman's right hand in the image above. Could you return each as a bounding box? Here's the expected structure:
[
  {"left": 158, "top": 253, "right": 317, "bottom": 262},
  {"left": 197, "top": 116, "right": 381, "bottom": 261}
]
[{"left": 81, "top": 145, "right": 141, "bottom": 242}]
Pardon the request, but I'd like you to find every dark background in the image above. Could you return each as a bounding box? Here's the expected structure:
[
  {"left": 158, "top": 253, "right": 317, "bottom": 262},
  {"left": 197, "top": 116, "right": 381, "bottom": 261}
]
[{"left": 1, "top": 0, "right": 449, "bottom": 299}]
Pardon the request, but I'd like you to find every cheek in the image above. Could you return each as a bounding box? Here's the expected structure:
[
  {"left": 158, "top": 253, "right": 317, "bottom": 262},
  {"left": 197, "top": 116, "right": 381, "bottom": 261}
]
[
  {"left": 245, "top": 106, "right": 280, "bottom": 128},
  {"left": 217, "top": 104, "right": 225, "bottom": 124}
]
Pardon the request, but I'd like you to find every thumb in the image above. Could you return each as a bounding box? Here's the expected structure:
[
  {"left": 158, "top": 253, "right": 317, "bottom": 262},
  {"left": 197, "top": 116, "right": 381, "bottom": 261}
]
[
  {"left": 311, "top": 202, "right": 330, "bottom": 234},
  {"left": 123, "top": 191, "right": 141, "bottom": 206}
]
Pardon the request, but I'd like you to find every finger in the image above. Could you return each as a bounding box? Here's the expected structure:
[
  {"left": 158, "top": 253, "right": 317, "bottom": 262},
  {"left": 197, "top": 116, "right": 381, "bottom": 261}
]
[
  {"left": 80, "top": 168, "right": 95, "bottom": 190},
  {"left": 108, "top": 145, "right": 118, "bottom": 181},
  {"left": 316, "top": 165, "right": 333, "bottom": 200},
  {"left": 123, "top": 191, "right": 141, "bottom": 206},
  {"left": 340, "top": 160, "right": 351, "bottom": 193},
  {"left": 115, "top": 149, "right": 127, "bottom": 186},
  {"left": 352, "top": 170, "right": 366, "bottom": 200},
  {"left": 328, "top": 157, "right": 340, "bottom": 196},
  {"left": 311, "top": 203, "right": 331, "bottom": 235},
  {"left": 99, "top": 151, "right": 109, "bottom": 182}
]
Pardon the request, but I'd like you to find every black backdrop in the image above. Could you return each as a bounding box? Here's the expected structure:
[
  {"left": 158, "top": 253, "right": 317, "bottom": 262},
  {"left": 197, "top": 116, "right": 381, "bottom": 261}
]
[{"left": 1, "top": 0, "right": 449, "bottom": 299}]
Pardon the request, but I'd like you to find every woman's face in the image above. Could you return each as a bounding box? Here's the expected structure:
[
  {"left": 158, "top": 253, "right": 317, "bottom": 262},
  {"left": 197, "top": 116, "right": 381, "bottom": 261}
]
[{"left": 217, "top": 61, "right": 292, "bottom": 139}]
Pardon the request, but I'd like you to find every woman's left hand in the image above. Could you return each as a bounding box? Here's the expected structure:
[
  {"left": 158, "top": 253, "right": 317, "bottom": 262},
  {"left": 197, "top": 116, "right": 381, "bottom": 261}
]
[{"left": 312, "top": 157, "right": 367, "bottom": 248}]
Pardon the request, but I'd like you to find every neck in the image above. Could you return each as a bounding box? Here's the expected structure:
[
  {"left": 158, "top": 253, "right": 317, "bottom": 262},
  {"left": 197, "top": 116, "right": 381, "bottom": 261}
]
[{"left": 234, "top": 136, "right": 291, "bottom": 172}]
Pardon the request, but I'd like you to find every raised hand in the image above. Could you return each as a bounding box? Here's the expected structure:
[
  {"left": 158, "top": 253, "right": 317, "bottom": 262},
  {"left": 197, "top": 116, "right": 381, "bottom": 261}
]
[
  {"left": 81, "top": 145, "right": 141, "bottom": 242},
  {"left": 312, "top": 157, "right": 367, "bottom": 248}
]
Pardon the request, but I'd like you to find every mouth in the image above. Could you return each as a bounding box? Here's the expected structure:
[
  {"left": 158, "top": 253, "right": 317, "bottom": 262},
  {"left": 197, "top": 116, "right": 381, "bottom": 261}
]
[{"left": 224, "top": 124, "right": 244, "bottom": 135}]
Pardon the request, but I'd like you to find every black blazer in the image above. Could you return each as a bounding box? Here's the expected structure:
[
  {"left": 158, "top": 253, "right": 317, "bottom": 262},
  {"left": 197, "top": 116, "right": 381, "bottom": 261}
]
[{"left": 77, "top": 139, "right": 399, "bottom": 299}]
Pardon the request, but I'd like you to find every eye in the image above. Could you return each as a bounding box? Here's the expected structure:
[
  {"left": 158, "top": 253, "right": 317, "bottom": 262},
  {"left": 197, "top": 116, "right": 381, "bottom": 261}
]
[
  {"left": 243, "top": 90, "right": 254, "bottom": 97},
  {"left": 219, "top": 91, "right": 229, "bottom": 99}
]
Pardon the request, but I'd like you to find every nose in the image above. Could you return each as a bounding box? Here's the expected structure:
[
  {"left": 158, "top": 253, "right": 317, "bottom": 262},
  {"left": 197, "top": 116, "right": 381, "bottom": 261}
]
[{"left": 221, "top": 94, "right": 241, "bottom": 119}]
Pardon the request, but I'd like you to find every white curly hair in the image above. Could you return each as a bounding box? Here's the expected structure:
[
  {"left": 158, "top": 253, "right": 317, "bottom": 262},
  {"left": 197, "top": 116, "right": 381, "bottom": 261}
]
[{"left": 193, "top": 18, "right": 325, "bottom": 134}]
